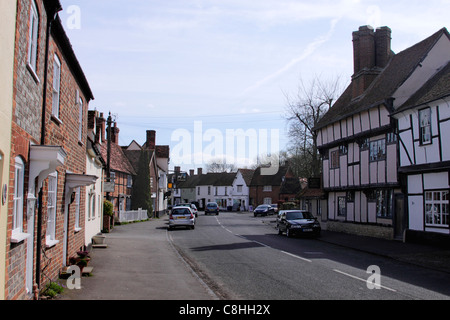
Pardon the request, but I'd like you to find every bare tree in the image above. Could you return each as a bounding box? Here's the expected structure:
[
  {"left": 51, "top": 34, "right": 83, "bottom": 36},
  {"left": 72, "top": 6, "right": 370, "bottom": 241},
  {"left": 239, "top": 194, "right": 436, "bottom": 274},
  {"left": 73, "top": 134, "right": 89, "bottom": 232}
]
[
  {"left": 206, "top": 158, "right": 237, "bottom": 173},
  {"left": 284, "top": 74, "right": 346, "bottom": 178}
]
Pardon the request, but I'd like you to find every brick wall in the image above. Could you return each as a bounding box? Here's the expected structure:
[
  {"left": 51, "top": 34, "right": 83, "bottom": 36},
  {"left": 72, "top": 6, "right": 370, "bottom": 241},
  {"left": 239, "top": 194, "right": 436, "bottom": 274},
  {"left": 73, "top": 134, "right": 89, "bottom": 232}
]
[{"left": 5, "top": 0, "right": 49, "bottom": 300}]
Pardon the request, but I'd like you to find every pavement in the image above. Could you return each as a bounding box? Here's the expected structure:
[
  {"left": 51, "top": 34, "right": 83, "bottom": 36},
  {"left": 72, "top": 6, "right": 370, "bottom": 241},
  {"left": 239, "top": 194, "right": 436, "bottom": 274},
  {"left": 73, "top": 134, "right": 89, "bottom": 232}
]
[
  {"left": 57, "top": 213, "right": 450, "bottom": 301},
  {"left": 57, "top": 216, "right": 219, "bottom": 300}
]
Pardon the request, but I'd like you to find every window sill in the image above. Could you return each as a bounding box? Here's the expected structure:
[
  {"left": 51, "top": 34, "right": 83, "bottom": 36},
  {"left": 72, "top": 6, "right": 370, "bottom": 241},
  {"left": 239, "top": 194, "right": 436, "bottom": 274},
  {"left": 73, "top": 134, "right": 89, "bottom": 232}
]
[
  {"left": 11, "top": 232, "right": 31, "bottom": 244},
  {"left": 51, "top": 115, "right": 63, "bottom": 125},
  {"left": 45, "top": 239, "right": 59, "bottom": 249},
  {"left": 26, "top": 63, "right": 40, "bottom": 84},
  {"left": 74, "top": 227, "right": 82, "bottom": 233}
]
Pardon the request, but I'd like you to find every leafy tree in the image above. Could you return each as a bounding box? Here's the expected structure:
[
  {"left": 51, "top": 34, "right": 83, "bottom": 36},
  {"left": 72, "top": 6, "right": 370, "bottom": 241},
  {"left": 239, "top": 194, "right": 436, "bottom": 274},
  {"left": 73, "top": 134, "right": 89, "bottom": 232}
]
[{"left": 131, "top": 150, "right": 152, "bottom": 212}]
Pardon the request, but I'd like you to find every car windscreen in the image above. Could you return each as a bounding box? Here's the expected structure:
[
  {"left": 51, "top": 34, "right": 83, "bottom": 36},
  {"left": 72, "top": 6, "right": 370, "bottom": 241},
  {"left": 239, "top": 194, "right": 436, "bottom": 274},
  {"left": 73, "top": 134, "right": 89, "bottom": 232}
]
[
  {"left": 286, "top": 211, "right": 313, "bottom": 220},
  {"left": 172, "top": 208, "right": 191, "bottom": 215},
  {"left": 206, "top": 203, "right": 217, "bottom": 208}
]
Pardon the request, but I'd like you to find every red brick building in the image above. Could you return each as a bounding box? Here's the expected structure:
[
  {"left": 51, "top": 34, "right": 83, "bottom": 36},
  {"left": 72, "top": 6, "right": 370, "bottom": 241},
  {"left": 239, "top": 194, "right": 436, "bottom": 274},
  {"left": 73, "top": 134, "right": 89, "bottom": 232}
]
[
  {"left": 6, "top": 0, "right": 95, "bottom": 299},
  {"left": 249, "top": 165, "right": 299, "bottom": 207}
]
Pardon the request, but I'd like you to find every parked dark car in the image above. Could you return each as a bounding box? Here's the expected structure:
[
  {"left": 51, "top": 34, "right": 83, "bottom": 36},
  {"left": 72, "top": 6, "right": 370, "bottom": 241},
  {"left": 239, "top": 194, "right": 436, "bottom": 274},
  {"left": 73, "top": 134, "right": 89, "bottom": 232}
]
[
  {"left": 205, "top": 202, "right": 219, "bottom": 215},
  {"left": 253, "top": 204, "right": 274, "bottom": 217},
  {"left": 277, "top": 210, "right": 321, "bottom": 237}
]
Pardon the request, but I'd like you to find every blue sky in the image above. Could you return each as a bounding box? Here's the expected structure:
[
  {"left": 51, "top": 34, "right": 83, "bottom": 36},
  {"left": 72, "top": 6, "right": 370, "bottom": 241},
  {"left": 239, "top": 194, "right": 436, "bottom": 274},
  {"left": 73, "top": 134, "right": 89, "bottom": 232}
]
[{"left": 59, "top": 0, "right": 449, "bottom": 172}]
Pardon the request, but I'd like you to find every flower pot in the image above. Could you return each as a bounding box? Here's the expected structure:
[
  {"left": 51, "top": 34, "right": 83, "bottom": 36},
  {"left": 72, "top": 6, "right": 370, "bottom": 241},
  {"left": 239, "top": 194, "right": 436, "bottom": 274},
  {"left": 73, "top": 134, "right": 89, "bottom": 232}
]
[{"left": 92, "top": 234, "right": 106, "bottom": 244}]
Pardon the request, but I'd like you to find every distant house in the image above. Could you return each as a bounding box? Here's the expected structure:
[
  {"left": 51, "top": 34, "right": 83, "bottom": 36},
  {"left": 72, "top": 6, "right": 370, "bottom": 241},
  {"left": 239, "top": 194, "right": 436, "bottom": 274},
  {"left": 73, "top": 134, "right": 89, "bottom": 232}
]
[
  {"left": 392, "top": 61, "right": 450, "bottom": 240},
  {"left": 230, "top": 169, "right": 255, "bottom": 211},
  {"left": 297, "top": 178, "right": 327, "bottom": 221},
  {"left": 123, "top": 130, "right": 170, "bottom": 218},
  {"left": 249, "top": 165, "right": 297, "bottom": 207},
  {"left": 314, "top": 26, "right": 450, "bottom": 240},
  {"left": 195, "top": 169, "right": 236, "bottom": 210}
]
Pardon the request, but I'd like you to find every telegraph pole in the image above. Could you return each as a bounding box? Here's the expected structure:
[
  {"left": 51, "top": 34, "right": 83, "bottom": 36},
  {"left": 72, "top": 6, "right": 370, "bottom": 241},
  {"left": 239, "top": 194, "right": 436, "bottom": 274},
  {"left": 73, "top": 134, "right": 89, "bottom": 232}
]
[{"left": 106, "top": 112, "right": 112, "bottom": 201}]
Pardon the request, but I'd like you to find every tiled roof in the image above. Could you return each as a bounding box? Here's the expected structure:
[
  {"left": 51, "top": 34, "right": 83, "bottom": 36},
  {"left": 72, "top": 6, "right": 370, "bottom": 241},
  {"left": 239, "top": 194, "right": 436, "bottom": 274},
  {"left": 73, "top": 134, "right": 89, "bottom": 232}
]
[
  {"left": 100, "top": 142, "right": 136, "bottom": 175},
  {"left": 395, "top": 61, "right": 450, "bottom": 112},
  {"left": 239, "top": 169, "right": 255, "bottom": 185},
  {"left": 314, "top": 27, "right": 449, "bottom": 131},
  {"left": 249, "top": 166, "right": 288, "bottom": 186}
]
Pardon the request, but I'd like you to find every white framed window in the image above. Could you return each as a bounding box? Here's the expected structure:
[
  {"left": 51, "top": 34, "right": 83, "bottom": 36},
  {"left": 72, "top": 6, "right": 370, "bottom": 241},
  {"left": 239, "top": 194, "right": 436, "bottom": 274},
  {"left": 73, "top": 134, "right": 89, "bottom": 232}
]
[
  {"left": 78, "top": 92, "right": 83, "bottom": 142},
  {"left": 263, "top": 197, "right": 272, "bottom": 205},
  {"left": 13, "top": 157, "right": 25, "bottom": 235},
  {"left": 237, "top": 185, "right": 243, "bottom": 193},
  {"left": 419, "top": 108, "right": 432, "bottom": 145},
  {"left": 27, "top": 1, "right": 39, "bottom": 72},
  {"left": 52, "top": 54, "right": 61, "bottom": 118},
  {"left": 74, "top": 187, "right": 81, "bottom": 231},
  {"left": 87, "top": 189, "right": 95, "bottom": 220},
  {"left": 263, "top": 185, "right": 272, "bottom": 192},
  {"left": 46, "top": 172, "right": 58, "bottom": 246},
  {"left": 425, "top": 191, "right": 449, "bottom": 227}
]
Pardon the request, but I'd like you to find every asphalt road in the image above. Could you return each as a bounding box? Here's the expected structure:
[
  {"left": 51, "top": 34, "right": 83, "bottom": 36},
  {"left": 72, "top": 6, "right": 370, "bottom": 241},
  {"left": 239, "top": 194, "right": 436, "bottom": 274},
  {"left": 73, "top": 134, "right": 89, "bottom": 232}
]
[{"left": 168, "top": 211, "right": 450, "bottom": 300}]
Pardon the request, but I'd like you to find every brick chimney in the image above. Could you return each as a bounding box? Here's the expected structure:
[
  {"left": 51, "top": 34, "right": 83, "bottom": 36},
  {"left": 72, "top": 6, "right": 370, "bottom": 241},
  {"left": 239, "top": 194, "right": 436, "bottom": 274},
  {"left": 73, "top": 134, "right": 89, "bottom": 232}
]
[
  {"left": 351, "top": 25, "right": 392, "bottom": 97},
  {"left": 111, "top": 122, "right": 120, "bottom": 145},
  {"left": 146, "top": 130, "right": 156, "bottom": 150},
  {"left": 197, "top": 168, "right": 203, "bottom": 175},
  {"left": 375, "top": 26, "right": 392, "bottom": 69},
  {"left": 190, "top": 169, "right": 194, "bottom": 176},
  {"left": 98, "top": 113, "right": 106, "bottom": 143}
]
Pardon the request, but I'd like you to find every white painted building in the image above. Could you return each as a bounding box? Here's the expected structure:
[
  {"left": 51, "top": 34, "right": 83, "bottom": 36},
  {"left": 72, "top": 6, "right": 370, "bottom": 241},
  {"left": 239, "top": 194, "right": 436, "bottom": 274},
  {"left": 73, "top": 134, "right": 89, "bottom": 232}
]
[
  {"left": 195, "top": 171, "right": 236, "bottom": 210},
  {"left": 392, "top": 61, "right": 450, "bottom": 237},
  {"left": 85, "top": 128, "right": 105, "bottom": 246},
  {"left": 229, "top": 169, "right": 254, "bottom": 211}
]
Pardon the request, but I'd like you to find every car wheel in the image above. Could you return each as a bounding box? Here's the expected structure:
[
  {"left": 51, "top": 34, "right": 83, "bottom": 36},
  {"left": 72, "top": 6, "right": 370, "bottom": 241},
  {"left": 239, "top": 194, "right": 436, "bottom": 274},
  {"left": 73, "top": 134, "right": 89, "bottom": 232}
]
[{"left": 191, "top": 225, "right": 195, "bottom": 230}]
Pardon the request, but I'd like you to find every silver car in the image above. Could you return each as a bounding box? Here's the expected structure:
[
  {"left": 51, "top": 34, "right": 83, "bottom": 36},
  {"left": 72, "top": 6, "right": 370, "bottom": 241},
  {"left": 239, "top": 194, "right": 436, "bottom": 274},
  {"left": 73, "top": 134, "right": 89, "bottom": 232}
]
[{"left": 168, "top": 206, "right": 196, "bottom": 230}]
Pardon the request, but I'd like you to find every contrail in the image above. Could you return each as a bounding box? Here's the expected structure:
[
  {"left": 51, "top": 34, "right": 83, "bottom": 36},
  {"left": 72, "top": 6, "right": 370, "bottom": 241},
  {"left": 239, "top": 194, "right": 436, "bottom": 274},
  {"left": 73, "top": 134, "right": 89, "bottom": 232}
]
[{"left": 241, "top": 17, "right": 340, "bottom": 95}]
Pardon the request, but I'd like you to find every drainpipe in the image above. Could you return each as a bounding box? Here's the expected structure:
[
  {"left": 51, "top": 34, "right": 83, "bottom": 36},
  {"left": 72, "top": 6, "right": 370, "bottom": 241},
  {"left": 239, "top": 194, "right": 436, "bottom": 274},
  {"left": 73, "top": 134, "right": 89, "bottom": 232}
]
[{"left": 35, "top": 4, "right": 62, "bottom": 299}]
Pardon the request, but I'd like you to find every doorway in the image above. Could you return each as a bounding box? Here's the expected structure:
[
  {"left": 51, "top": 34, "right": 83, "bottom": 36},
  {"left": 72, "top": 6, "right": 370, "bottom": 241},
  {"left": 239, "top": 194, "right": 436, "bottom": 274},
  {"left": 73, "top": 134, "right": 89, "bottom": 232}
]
[{"left": 394, "top": 194, "right": 406, "bottom": 240}]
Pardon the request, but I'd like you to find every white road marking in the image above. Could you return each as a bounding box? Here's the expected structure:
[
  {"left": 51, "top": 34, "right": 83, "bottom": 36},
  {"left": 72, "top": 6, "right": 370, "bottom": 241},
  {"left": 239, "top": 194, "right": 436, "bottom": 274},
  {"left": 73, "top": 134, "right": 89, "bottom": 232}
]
[
  {"left": 281, "top": 251, "right": 312, "bottom": 263},
  {"left": 333, "top": 269, "right": 397, "bottom": 292}
]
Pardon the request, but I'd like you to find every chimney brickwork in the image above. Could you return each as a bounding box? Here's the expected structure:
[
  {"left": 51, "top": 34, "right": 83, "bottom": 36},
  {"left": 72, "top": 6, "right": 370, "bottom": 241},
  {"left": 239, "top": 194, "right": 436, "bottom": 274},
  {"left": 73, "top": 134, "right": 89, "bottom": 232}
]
[{"left": 351, "top": 25, "right": 392, "bottom": 97}]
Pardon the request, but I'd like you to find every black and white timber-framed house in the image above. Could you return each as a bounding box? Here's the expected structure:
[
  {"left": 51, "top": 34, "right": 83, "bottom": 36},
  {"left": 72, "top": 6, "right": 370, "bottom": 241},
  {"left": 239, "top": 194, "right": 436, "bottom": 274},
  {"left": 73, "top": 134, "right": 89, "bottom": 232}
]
[{"left": 313, "top": 25, "right": 450, "bottom": 240}]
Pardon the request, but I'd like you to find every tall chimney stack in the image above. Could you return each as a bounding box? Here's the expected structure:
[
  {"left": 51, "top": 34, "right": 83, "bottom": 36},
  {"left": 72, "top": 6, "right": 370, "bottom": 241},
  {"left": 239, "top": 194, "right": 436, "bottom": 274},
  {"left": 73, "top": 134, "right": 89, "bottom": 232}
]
[
  {"left": 351, "top": 25, "right": 392, "bottom": 97},
  {"left": 111, "top": 122, "right": 120, "bottom": 145},
  {"left": 146, "top": 130, "right": 156, "bottom": 150}
]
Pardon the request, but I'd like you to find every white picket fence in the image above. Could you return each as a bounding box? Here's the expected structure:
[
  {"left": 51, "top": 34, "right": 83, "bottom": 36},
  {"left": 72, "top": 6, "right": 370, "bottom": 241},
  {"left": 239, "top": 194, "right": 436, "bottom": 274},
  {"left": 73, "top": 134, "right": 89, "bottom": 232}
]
[{"left": 118, "top": 208, "right": 148, "bottom": 223}]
